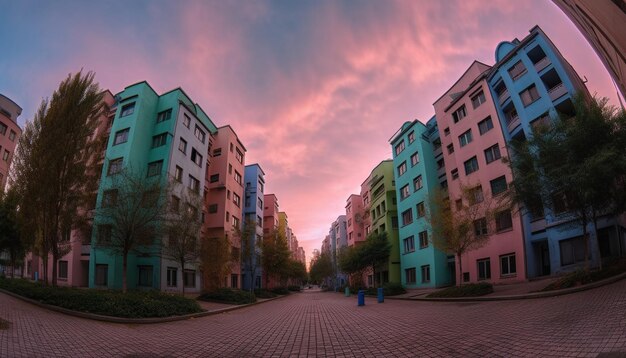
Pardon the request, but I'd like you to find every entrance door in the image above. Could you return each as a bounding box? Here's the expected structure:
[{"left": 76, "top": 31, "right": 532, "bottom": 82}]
[{"left": 539, "top": 242, "right": 550, "bottom": 276}]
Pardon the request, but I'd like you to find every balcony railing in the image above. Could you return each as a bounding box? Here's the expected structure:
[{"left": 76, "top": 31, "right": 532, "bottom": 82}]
[
  {"left": 437, "top": 166, "right": 446, "bottom": 177},
  {"left": 507, "top": 115, "right": 521, "bottom": 132},
  {"left": 433, "top": 145, "right": 442, "bottom": 158},
  {"left": 548, "top": 82, "right": 567, "bottom": 101},
  {"left": 498, "top": 88, "right": 510, "bottom": 105},
  {"left": 534, "top": 57, "right": 550, "bottom": 72}
]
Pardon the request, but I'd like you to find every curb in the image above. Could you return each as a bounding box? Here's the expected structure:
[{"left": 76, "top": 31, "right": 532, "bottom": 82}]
[
  {"left": 0, "top": 288, "right": 288, "bottom": 324},
  {"left": 385, "top": 271, "right": 626, "bottom": 302}
]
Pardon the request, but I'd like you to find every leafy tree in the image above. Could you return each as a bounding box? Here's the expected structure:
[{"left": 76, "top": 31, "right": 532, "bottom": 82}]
[
  {"left": 10, "top": 71, "right": 106, "bottom": 286},
  {"left": 201, "top": 234, "right": 231, "bottom": 292},
  {"left": 508, "top": 95, "right": 626, "bottom": 270},
  {"left": 429, "top": 185, "right": 502, "bottom": 286},
  {"left": 260, "top": 228, "right": 290, "bottom": 288},
  {"left": 234, "top": 218, "right": 261, "bottom": 293},
  {"left": 359, "top": 232, "right": 391, "bottom": 288},
  {"left": 309, "top": 250, "right": 333, "bottom": 285},
  {"left": 337, "top": 246, "right": 365, "bottom": 289},
  {"left": 0, "top": 189, "right": 23, "bottom": 277},
  {"left": 162, "top": 184, "right": 203, "bottom": 295},
  {"left": 287, "top": 259, "right": 307, "bottom": 286},
  {"left": 94, "top": 169, "right": 168, "bottom": 292}
]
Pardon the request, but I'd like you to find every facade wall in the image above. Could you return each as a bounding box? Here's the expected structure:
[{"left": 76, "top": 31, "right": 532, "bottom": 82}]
[
  {"left": 345, "top": 194, "right": 365, "bottom": 247},
  {"left": 391, "top": 118, "right": 452, "bottom": 288},
  {"left": 0, "top": 94, "right": 22, "bottom": 191},
  {"left": 242, "top": 163, "right": 265, "bottom": 290}
]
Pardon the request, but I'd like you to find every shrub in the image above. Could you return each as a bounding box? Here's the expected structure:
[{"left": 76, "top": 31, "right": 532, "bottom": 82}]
[
  {"left": 198, "top": 288, "right": 256, "bottom": 305},
  {"left": 363, "top": 282, "right": 407, "bottom": 296},
  {"left": 541, "top": 260, "right": 626, "bottom": 292},
  {"left": 427, "top": 283, "right": 493, "bottom": 298},
  {"left": 0, "top": 278, "right": 203, "bottom": 318},
  {"left": 254, "top": 289, "right": 278, "bottom": 298},
  {"left": 270, "top": 287, "right": 290, "bottom": 295},
  {"left": 287, "top": 285, "right": 302, "bottom": 292}
]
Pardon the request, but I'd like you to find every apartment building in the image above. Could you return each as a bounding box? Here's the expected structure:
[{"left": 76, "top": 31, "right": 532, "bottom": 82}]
[
  {"left": 242, "top": 163, "right": 265, "bottom": 290},
  {"left": 0, "top": 94, "right": 22, "bottom": 191},
  {"left": 345, "top": 194, "right": 366, "bottom": 247}
]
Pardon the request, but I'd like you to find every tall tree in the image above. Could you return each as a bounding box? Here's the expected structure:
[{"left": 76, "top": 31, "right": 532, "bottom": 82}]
[
  {"left": 201, "top": 234, "right": 231, "bottom": 292},
  {"left": 0, "top": 189, "right": 23, "bottom": 278},
  {"left": 309, "top": 250, "right": 333, "bottom": 285},
  {"left": 162, "top": 184, "right": 203, "bottom": 295},
  {"left": 360, "top": 232, "right": 391, "bottom": 288},
  {"left": 234, "top": 218, "right": 261, "bottom": 293},
  {"left": 94, "top": 169, "right": 168, "bottom": 292},
  {"left": 10, "top": 71, "right": 106, "bottom": 286},
  {"left": 260, "top": 228, "right": 290, "bottom": 288},
  {"left": 508, "top": 95, "right": 626, "bottom": 270},
  {"left": 429, "top": 185, "right": 502, "bottom": 286}
]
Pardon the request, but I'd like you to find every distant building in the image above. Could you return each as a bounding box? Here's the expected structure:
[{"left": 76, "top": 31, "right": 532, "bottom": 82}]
[
  {"left": 0, "top": 94, "right": 22, "bottom": 191},
  {"left": 345, "top": 194, "right": 366, "bottom": 247}
]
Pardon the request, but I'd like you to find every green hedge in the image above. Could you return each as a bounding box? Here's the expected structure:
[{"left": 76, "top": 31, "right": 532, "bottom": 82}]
[
  {"left": 198, "top": 288, "right": 256, "bottom": 305},
  {"left": 364, "top": 282, "right": 407, "bottom": 296},
  {"left": 270, "top": 287, "right": 290, "bottom": 295},
  {"left": 254, "top": 289, "right": 278, "bottom": 298},
  {"left": 427, "top": 282, "right": 493, "bottom": 298},
  {"left": 287, "top": 285, "right": 302, "bottom": 292},
  {"left": 541, "top": 259, "right": 626, "bottom": 292},
  {"left": 0, "top": 278, "right": 203, "bottom": 318}
]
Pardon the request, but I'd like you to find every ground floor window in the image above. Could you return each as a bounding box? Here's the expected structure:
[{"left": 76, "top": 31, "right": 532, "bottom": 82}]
[
  {"left": 463, "top": 272, "right": 470, "bottom": 282},
  {"left": 421, "top": 265, "right": 431, "bottom": 283},
  {"left": 167, "top": 267, "right": 177, "bottom": 287},
  {"left": 58, "top": 261, "right": 68, "bottom": 279},
  {"left": 137, "top": 265, "right": 153, "bottom": 287},
  {"left": 500, "top": 253, "right": 516, "bottom": 276},
  {"left": 477, "top": 258, "right": 491, "bottom": 280},
  {"left": 255, "top": 276, "right": 261, "bottom": 289},
  {"left": 95, "top": 264, "right": 108, "bottom": 286},
  {"left": 405, "top": 267, "right": 416, "bottom": 284},
  {"left": 231, "top": 274, "right": 239, "bottom": 288},
  {"left": 559, "top": 236, "right": 586, "bottom": 266},
  {"left": 183, "top": 269, "right": 195, "bottom": 288},
  {"left": 27, "top": 260, "right": 32, "bottom": 275}
]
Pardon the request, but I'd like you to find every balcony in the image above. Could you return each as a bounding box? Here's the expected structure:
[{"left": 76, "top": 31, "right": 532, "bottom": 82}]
[
  {"left": 507, "top": 115, "right": 520, "bottom": 133},
  {"left": 433, "top": 145, "right": 442, "bottom": 158},
  {"left": 81, "top": 244, "right": 91, "bottom": 255},
  {"left": 530, "top": 218, "right": 547, "bottom": 234},
  {"left": 534, "top": 56, "right": 550, "bottom": 73},
  {"left": 437, "top": 166, "right": 446, "bottom": 178},
  {"left": 498, "top": 88, "right": 510, "bottom": 106},
  {"left": 548, "top": 82, "right": 567, "bottom": 102}
]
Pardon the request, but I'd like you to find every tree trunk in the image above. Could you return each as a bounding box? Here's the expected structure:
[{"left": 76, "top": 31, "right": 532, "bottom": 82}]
[
  {"left": 582, "top": 217, "right": 590, "bottom": 271},
  {"left": 593, "top": 217, "right": 603, "bottom": 271},
  {"left": 51, "top": 250, "right": 58, "bottom": 287},
  {"left": 42, "top": 255, "right": 49, "bottom": 286},
  {"left": 122, "top": 253, "right": 128, "bottom": 293},
  {"left": 458, "top": 254, "right": 463, "bottom": 287},
  {"left": 181, "top": 261, "right": 185, "bottom": 296},
  {"left": 372, "top": 264, "right": 376, "bottom": 288}
]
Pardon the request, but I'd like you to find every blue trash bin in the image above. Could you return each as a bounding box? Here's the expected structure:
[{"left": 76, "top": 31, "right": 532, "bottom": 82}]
[
  {"left": 377, "top": 287, "right": 384, "bottom": 303},
  {"left": 357, "top": 290, "right": 365, "bottom": 306}
]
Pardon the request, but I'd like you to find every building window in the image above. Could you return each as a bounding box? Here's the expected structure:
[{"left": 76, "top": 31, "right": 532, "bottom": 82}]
[
  {"left": 167, "top": 267, "right": 178, "bottom": 287},
  {"left": 191, "top": 148, "right": 203, "bottom": 167},
  {"left": 0, "top": 122, "right": 7, "bottom": 135},
  {"left": 520, "top": 85, "right": 541, "bottom": 106},
  {"left": 421, "top": 265, "right": 431, "bottom": 283},
  {"left": 408, "top": 131, "right": 415, "bottom": 144},
  {"left": 208, "top": 204, "right": 218, "bottom": 213},
  {"left": 405, "top": 267, "right": 416, "bottom": 284},
  {"left": 469, "top": 186, "right": 484, "bottom": 205},
  {"left": 484, "top": 144, "right": 502, "bottom": 164},
  {"left": 500, "top": 254, "right": 516, "bottom": 276},
  {"left": 210, "top": 174, "right": 219, "bottom": 183},
  {"left": 232, "top": 216, "right": 240, "bottom": 228},
  {"left": 478, "top": 116, "right": 494, "bottom": 135},
  {"left": 137, "top": 265, "right": 153, "bottom": 287},
  {"left": 444, "top": 127, "right": 450, "bottom": 136},
  {"left": 464, "top": 156, "right": 479, "bottom": 175},
  {"left": 8, "top": 130, "right": 15, "bottom": 141},
  {"left": 102, "top": 189, "right": 118, "bottom": 208},
  {"left": 401, "top": 209, "right": 413, "bottom": 226},
  {"left": 171, "top": 195, "right": 181, "bottom": 211},
  {"left": 257, "top": 197, "right": 263, "bottom": 209},
  {"left": 212, "top": 148, "right": 222, "bottom": 157},
  {"left": 113, "top": 128, "right": 129, "bottom": 145},
  {"left": 2, "top": 150, "right": 8, "bottom": 161},
  {"left": 447, "top": 143, "right": 454, "bottom": 154},
  {"left": 400, "top": 184, "right": 410, "bottom": 200},
  {"left": 174, "top": 166, "right": 183, "bottom": 182},
  {"left": 234, "top": 171, "right": 242, "bottom": 185},
  {"left": 233, "top": 193, "right": 241, "bottom": 207},
  {"left": 452, "top": 105, "right": 467, "bottom": 123},
  {"left": 416, "top": 202, "right": 425, "bottom": 217},
  {"left": 490, "top": 175, "right": 508, "bottom": 196},
  {"left": 474, "top": 218, "right": 488, "bottom": 236},
  {"left": 495, "top": 210, "right": 513, "bottom": 232},
  {"left": 419, "top": 231, "right": 428, "bottom": 248},
  {"left": 397, "top": 162, "right": 407, "bottom": 176},
  {"left": 147, "top": 160, "right": 163, "bottom": 177},
  {"left": 560, "top": 236, "right": 586, "bottom": 266},
  {"left": 413, "top": 175, "right": 423, "bottom": 191},
  {"left": 477, "top": 258, "right": 491, "bottom": 280},
  {"left": 156, "top": 109, "right": 172, "bottom": 123},
  {"left": 471, "top": 90, "right": 486, "bottom": 109},
  {"left": 403, "top": 236, "right": 415, "bottom": 253},
  {"left": 188, "top": 175, "right": 200, "bottom": 193},
  {"left": 395, "top": 141, "right": 405, "bottom": 155},
  {"left": 235, "top": 148, "right": 244, "bottom": 164},
  {"left": 178, "top": 138, "right": 187, "bottom": 154},
  {"left": 107, "top": 158, "right": 123, "bottom": 176},
  {"left": 183, "top": 114, "right": 191, "bottom": 128},
  {"left": 58, "top": 261, "right": 68, "bottom": 279},
  {"left": 194, "top": 125, "right": 206, "bottom": 143},
  {"left": 184, "top": 270, "right": 196, "bottom": 288},
  {"left": 120, "top": 102, "right": 135, "bottom": 117},
  {"left": 459, "top": 129, "right": 473, "bottom": 147},
  {"left": 451, "top": 168, "right": 459, "bottom": 180},
  {"left": 152, "top": 133, "right": 167, "bottom": 148},
  {"left": 410, "top": 152, "right": 419, "bottom": 166},
  {"left": 508, "top": 60, "right": 527, "bottom": 81},
  {"left": 95, "top": 264, "right": 108, "bottom": 286}
]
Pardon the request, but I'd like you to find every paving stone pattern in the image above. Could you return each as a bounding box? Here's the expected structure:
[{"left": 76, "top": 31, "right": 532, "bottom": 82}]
[{"left": 1, "top": 280, "right": 626, "bottom": 357}]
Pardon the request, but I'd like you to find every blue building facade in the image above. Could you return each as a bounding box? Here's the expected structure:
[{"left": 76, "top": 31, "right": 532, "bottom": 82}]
[
  {"left": 242, "top": 164, "right": 265, "bottom": 290},
  {"left": 390, "top": 116, "right": 453, "bottom": 288},
  {"left": 330, "top": 215, "right": 348, "bottom": 287},
  {"left": 487, "top": 26, "right": 622, "bottom": 278}
]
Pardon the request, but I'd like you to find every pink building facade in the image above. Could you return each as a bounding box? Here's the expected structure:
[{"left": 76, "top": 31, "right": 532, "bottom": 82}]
[
  {"left": 434, "top": 61, "right": 526, "bottom": 284},
  {"left": 345, "top": 194, "right": 366, "bottom": 247}
]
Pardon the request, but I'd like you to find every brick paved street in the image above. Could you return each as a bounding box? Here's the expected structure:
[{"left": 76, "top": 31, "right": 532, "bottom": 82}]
[{"left": 1, "top": 280, "right": 626, "bottom": 357}]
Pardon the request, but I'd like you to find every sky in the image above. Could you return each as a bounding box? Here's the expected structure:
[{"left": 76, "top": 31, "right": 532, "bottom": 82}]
[{"left": 1, "top": 0, "right": 622, "bottom": 265}]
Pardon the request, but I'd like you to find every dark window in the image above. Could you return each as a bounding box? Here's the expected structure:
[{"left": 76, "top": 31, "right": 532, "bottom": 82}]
[
  {"left": 447, "top": 143, "right": 454, "bottom": 154},
  {"left": 403, "top": 236, "right": 415, "bottom": 253},
  {"left": 464, "top": 156, "right": 479, "bottom": 175},
  {"left": 191, "top": 148, "right": 203, "bottom": 167},
  {"left": 397, "top": 162, "right": 407, "bottom": 176},
  {"left": 452, "top": 105, "right": 467, "bottom": 123},
  {"left": 113, "top": 128, "right": 129, "bottom": 145},
  {"left": 471, "top": 90, "right": 486, "bottom": 109},
  {"left": 451, "top": 168, "right": 459, "bottom": 180},
  {"left": 179, "top": 138, "right": 187, "bottom": 154},
  {"left": 478, "top": 116, "right": 494, "bottom": 135},
  {"left": 421, "top": 265, "right": 430, "bottom": 283},
  {"left": 58, "top": 261, "right": 68, "bottom": 279},
  {"left": 508, "top": 60, "right": 527, "bottom": 80},
  {"left": 120, "top": 102, "right": 135, "bottom": 117},
  {"left": 174, "top": 166, "right": 183, "bottom": 182},
  {"left": 208, "top": 204, "right": 218, "bottom": 213},
  {"left": 95, "top": 264, "right": 108, "bottom": 286},
  {"left": 484, "top": 144, "right": 502, "bottom": 164},
  {"left": 395, "top": 141, "right": 405, "bottom": 155},
  {"left": 156, "top": 109, "right": 172, "bottom": 123},
  {"left": 477, "top": 258, "right": 491, "bottom": 280},
  {"left": 416, "top": 202, "right": 425, "bottom": 217},
  {"left": 419, "top": 231, "right": 428, "bottom": 248},
  {"left": 107, "top": 158, "right": 123, "bottom": 176},
  {"left": 194, "top": 125, "right": 206, "bottom": 143},
  {"left": 102, "top": 189, "right": 118, "bottom": 207},
  {"left": 490, "top": 175, "right": 508, "bottom": 195},
  {"left": 152, "top": 133, "right": 167, "bottom": 148},
  {"left": 401, "top": 209, "right": 413, "bottom": 226},
  {"left": 137, "top": 265, "right": 153, "bottom": 287},
  {"left": 560, "top": 236, "right": 587, "bottom": 266},
  {"left": 167, "top": 267, "right": 177, "bottom": 287},
  {"left": 400, "top": 185, "right": 410, "bottom": 200},
  {"left": 210, "top": 174, "right": 219, "bottom": 183},
  {"left": 520, "top": 85, "right": 540, "bottom": 106},
  {"left": 408, "top": 131, "right": 415, "bottom": 144},
  {"left": 495, "top": 210, "right": 513, "bottom": 232},
  {"left": 459, "top": 129, "right": 473, "bottom": 147},
  {"left": 413, "top": 175, "right": 423, "bottom": 191},
  {"left": 500, "top": 254, "right": 516, "bottom": 276},
  {"left": 474, "top": 218, "right": 488, "bottom": 236},
  {"left": 183, "top": 114, "right": 191, "bottom": 128},
  {"left": 184, "top": 270, "right": 196, "bottom": 288},
  {"left": 405, "top": 267, "right": 416, "bottom": 284},
  {"left": 147, "top": 160, "right": 163, "bottom": 177}
]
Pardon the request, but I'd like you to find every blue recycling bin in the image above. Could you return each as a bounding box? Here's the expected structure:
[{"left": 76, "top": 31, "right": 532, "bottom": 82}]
[
  {"left": 377, "top": 287, "right": 384, "bottom": 303},
  {"left": 34, "top": 271, "right": 39, "bottom": 282},
  {"left": 357, "top": 290, "right": 365, "bottom": 306}
]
